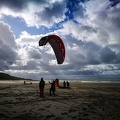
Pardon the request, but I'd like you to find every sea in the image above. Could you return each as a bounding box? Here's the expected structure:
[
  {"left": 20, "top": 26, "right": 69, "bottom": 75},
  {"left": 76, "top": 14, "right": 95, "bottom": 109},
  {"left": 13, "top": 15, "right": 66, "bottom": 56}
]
[{"left": 59, "top": 78, "right": 120, "bottom": 83}]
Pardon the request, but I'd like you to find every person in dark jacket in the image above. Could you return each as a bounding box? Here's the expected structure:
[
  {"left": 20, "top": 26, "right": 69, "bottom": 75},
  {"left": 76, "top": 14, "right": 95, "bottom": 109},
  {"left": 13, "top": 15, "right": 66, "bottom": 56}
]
[
  {"left": 39, "top": 78, "right": 45, "bottom": 97},
  {"left": 66, "top": 81, "right": 70, "bottom": 88},
  {"left": 49, "top": 80, "right": 56, "bottom": 95},
  {"left": 63, "top": 81, "right": 66, "bottom": 88}
]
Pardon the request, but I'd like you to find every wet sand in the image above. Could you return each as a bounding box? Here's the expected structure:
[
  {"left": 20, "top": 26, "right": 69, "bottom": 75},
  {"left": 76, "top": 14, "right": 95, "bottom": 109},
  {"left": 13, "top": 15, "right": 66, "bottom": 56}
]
[{"left": 0, "top": 80, "right": 120, "bottom": 120}]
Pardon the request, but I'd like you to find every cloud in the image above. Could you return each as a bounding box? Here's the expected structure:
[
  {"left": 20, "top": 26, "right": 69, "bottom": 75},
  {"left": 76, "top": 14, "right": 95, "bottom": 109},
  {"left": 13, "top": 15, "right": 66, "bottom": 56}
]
[
  {"left": 0, "top": 0, "right": 120, "bottom": 80},
  {"left": 51, "top": 11, "right": 120, "bottom": 78},
  {"left": 0, "top": 0, "right": 66, "bottom": 28},
  {"left": 0, "top": 0, "right": 47, "bottom": 11},
  {"left": 0, "top": 22, "right": 18, "bottom": 70},
  {"left": 73, "top": 0, "right": 120, "bottom": 46},
  {"left": 2, "top": 27, "right": 120, "bottom": 79},
  {"left": 0, "top": 22, "right": 17, "bottom": 49},
  {"left": 100, "top": 47, "right": 117, "bottom": 63}
]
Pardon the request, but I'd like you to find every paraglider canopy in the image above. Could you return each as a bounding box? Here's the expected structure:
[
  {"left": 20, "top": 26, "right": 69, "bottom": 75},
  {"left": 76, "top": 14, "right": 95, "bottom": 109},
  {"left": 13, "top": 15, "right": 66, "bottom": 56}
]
[{"left": 39, "top": 35, "right": 65, "bottom": 64}]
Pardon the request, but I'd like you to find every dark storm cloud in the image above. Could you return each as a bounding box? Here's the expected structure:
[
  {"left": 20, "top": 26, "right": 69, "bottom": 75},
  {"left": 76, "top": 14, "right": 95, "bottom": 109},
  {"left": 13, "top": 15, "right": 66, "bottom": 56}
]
[
  {"left": 62, "top": 69, "right": 100, "bottom": 76},
  {"left": 100, "top": 47, "right": 117, "bottom": 63},
  {"left": 0, "top": 22, "right": 18, "bottom": 71},
  {"left": 0, "top": 0, "right": 46, "bottom": 11},
  {"left": 110, "top": 8, "right": 120, "bottom": 30},
  {"left": 109, "top": 0, "right": 120, "bottom": 7},
  {"left": 116, "top": 52, "right": 120, "bottom": 63},
  {"left": 21, "top": 60, "right": 38, "bottom": 70},
  {"left": 57, "top": 31, "right": 120, "bottom": 79},
  {"left": 36, "top": 1, "right": 66, "bottom": 24},
  {"left": 0, "top": 39, "right": 18, "bottom": 70},
  {"left": 0, "top": 0, "right": 27, "bottom": 11},
  {"left": 65, "top": 35, "right": 101, "bottom": 65}
]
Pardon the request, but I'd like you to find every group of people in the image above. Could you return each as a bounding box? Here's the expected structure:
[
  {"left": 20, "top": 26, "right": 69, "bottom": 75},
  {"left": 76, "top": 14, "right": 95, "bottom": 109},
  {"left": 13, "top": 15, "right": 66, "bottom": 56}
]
[
  {"left": 39, "top": 78, "right": 56, "bottom": 98},
  {"left": 63, "top": 81, "right": 70, "bottom": 88},
  {"left": 39, "top": 78, "right": 70, "bottom": 98}
]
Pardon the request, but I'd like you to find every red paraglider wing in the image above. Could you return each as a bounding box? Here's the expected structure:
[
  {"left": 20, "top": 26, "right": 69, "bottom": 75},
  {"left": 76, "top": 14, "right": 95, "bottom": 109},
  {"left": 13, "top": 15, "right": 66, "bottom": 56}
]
[
  {"left": 48, "top": 35, "right": 65, "bottom": 64},
  {"left": 39, "top": 36, "right": 49, "bottom": 46},
  {"left": 39, "top": 35, "right": 65, "bottom": 64}
]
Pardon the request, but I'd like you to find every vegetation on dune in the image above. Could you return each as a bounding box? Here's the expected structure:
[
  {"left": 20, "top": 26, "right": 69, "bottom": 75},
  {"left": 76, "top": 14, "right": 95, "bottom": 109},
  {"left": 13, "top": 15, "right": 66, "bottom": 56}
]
[{"left": 0, "top": 72, "right": 24, "bottom": 80}]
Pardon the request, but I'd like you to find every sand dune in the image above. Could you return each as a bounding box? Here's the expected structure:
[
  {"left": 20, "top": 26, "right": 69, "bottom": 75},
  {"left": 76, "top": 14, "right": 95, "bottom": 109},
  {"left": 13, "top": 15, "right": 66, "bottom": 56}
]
[{"left": 0, "top": 80, "right": 120, "bottom": 120}]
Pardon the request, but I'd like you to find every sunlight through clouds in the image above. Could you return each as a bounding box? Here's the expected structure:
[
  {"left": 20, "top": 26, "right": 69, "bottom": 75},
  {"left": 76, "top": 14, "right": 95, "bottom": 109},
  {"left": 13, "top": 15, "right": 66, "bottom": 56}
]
[{"left": 0, "top": 0, "right": 120, "bottom": 80}]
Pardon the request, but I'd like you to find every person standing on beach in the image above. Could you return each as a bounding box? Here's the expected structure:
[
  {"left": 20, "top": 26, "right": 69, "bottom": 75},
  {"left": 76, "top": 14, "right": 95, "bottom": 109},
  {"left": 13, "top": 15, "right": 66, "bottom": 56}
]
[
  {"left": 63, "top": 81, "right": 66, "bottom": 88},
  {"left": 39, "top": 78, "right": 45, "bottom": 97},
  {"left": 66, "top": 81, "right": 70, "bottom": 88},
  {"left": 49, "top": 80, "right": 56, "bottom": 95},
  {"left": 24, "top": 81, "right": 26, "bottom": 85}
]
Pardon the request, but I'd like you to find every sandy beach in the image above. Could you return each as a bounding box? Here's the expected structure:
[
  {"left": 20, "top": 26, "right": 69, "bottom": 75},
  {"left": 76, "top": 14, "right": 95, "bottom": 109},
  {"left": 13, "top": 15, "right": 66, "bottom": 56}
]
[{"left": 0, "top": 80, "right": 120, "bottom": 120}]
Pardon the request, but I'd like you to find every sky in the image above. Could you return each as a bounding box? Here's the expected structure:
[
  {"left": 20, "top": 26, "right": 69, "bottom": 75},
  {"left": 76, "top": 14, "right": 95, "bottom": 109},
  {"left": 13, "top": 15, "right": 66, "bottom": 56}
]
[{"left": 0, "top": 0, "right": 120, "bottom": 80}]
